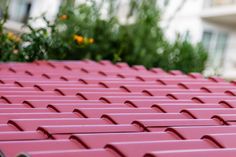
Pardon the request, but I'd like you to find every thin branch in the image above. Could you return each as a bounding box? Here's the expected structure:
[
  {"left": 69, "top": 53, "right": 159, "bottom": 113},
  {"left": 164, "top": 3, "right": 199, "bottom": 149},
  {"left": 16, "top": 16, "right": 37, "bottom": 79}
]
[{"left": 164, "top": 0, "right": 187, "bottom": 30}]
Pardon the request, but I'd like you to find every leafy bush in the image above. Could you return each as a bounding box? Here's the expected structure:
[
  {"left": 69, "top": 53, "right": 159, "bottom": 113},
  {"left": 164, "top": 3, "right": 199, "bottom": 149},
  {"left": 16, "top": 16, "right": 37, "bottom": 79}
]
[
  {"left": 0, "top": 0, "right": 208, "bottom": 73},
  {"left": 158, "top": 38, "right": 208, "bottom": 73},
  {"left": 0, "top": 11, "right": 21, "bottom": 61}
]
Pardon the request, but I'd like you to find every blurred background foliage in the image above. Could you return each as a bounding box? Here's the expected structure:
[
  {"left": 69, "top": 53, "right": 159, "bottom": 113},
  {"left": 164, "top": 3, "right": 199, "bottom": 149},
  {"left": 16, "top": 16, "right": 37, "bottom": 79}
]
[{"left": 0, "top": 0, "right": 208, "bottom": 73}]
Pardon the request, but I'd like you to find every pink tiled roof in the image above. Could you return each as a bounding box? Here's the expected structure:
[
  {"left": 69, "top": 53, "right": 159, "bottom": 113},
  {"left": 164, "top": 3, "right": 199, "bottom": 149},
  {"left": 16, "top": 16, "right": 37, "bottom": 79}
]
[{"left": 0, "top": 60, "right": 236, "bottom": 157}]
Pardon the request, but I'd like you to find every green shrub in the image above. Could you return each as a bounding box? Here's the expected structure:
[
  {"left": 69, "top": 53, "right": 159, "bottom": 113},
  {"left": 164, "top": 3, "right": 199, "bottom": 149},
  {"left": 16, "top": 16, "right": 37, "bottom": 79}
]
[
  {"left": 158, "top": 37, "right": 208, "bottom": 73},
  {"left": 0, "top": 0, "right": 208, "bottom": 73},
  {"left": 54, "top": 0, "right": 208, "bottom": 72},
  {"left": 0, "top": 10, "right": 21, "bottom": 61}
]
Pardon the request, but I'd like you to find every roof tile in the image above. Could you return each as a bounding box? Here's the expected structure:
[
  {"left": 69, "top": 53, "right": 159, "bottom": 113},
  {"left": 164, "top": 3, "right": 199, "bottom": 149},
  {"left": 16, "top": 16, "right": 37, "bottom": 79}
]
[
  {"left": 0, "top": 60, "right": 235, "bottom": 157},
  {"left": 145, "top": 149, "right": 236, "bottom": 157},
  {"left": 0, "top": 139, "right": 81, "bottom": 157},
  {"left": 70, "top": 132, "right": 176, "bottom": 149},
  {"left": 18, "top": 149, "right": 114, "bottom": 157},
  {"left": 106, "top": 140, "right": 217, "bottom": 157}
]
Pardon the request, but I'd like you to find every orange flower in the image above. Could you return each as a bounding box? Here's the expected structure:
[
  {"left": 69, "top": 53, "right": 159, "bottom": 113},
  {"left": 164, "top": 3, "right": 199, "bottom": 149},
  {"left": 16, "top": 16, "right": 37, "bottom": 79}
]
[
  {"left": 74, "top": 35, "right": 84, "bottom": 44},
  {"left": 60, "top": 15, "right": 68, "bottom": 20},
  {"left": 7, "top": 32, "right": 21, "bottom": 42},
  {"left": 88, "top": 38, "right": 94, "bottom": 44}
]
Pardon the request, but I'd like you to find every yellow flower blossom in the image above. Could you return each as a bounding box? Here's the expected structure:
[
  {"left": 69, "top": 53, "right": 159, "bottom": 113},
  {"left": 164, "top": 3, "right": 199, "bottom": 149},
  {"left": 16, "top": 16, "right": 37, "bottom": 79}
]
[
  {"left": 88, "top": 38, "right": 94, "bottom": 44},
  {"left": 60, "top": 15, "right": 68, "bottom": 20},
  {"left": 7, "top": 32, "right": 21, "bottom": 42}
]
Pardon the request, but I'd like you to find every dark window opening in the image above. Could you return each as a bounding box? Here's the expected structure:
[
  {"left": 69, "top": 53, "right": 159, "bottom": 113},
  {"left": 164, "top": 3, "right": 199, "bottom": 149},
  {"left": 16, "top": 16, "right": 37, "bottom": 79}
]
[{"left": 22, "top": 3, "right": 31, "bottom": 23}]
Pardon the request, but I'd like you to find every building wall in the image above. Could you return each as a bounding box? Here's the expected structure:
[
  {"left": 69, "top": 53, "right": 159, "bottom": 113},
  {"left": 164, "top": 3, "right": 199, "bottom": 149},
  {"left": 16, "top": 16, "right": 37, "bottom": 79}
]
[
  {"left": 6, "top": 0, "right": 61, "bottom": 31},
  {"left": 29, "top": 0, "right": 62, "bottom": 27},
  {"left": 160, "top": 0, "right": 204, "bottom": 42},
  {"left": 0, "top": 0, "right": 7, "bottom": 12},
  {"left": 160, "top": 0, "right": 236, "bottom": 79}
]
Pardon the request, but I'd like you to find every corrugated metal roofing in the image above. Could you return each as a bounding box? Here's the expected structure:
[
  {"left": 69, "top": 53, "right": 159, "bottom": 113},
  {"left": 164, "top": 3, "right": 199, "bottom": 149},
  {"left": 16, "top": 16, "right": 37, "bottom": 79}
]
[{"left": 0, "top": 60, "right": 236, "bottom": 157}]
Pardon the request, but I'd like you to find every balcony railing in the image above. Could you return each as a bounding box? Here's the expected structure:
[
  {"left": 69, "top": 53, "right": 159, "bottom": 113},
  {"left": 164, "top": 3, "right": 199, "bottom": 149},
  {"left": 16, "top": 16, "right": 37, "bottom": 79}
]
[{"left": 204, "top": 0, "right": 236, "bottom": 8}]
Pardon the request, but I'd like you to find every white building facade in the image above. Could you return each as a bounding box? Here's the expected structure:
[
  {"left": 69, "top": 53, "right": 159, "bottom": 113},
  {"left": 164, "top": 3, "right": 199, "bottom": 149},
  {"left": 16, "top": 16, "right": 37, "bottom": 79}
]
[
  {"left": 1, "top": 0, "right": 62, "bottom": 32},
  {"left": 160, "top": 0, "right": 236, "bottom": 79}
]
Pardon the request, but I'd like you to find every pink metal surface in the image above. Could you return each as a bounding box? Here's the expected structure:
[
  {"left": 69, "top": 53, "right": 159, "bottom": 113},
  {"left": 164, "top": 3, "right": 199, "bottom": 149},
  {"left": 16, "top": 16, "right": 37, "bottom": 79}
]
[{"left": 0, "top": 60, "right": 236, "bottom": 157}]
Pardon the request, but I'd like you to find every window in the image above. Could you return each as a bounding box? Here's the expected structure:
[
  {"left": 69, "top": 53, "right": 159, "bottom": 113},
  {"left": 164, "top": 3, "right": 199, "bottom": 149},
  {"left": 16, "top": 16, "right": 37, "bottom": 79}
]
[
  {"left": 0, "top": 0, "right": 7, "bottom": 20},
  {"left": 204, "top": 0, "right": 236, "bottom": 8},
  {"left": 0, "top": 8, "right": 2, "bottom": 19},
  {"left": 215, "top": 32, "right": 228, "bottom": 66},
  {"left": 201, "top": 30, "right": 228, "bottom": 69},
  {"left": 211, "top": 0, "right": 234, "bottom": 6},
  {"left": 164, "top": 0, "right": 170, "bottom": 6},
  {"left": 215, "top": 32, "right": 228, "bottom": 54},
  {"left": 9, "top": 0, "right": 32, "bottom": 23},
  {"left": 159, "top": 0, "right": 170, "bottom": 9},
  {"left": 202, "top": 31, "right": 213, "bottom": 51}
]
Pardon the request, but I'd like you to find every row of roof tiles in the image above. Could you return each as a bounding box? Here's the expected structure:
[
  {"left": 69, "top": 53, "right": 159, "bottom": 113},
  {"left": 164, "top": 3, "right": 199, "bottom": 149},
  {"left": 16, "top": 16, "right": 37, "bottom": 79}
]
[{"left": 0, "top": 60, "right": 236, "bottom": 157}]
